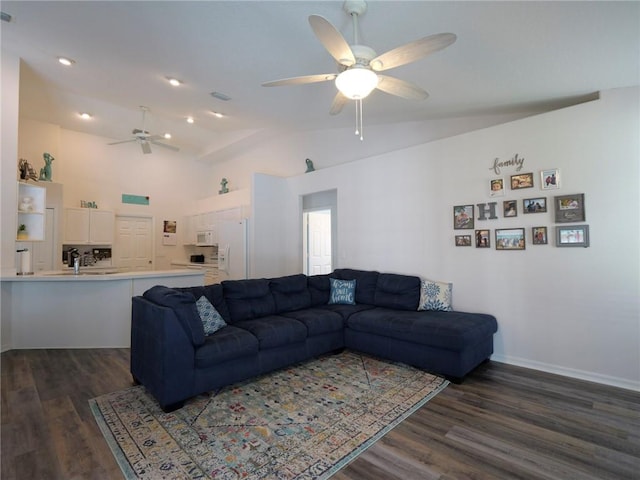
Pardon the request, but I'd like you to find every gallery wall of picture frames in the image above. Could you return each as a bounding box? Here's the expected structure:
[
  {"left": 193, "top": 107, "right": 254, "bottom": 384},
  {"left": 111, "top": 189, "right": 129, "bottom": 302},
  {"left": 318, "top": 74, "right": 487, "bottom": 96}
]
[{"left": 453, "top": 165, "right": 589, "bottom": 249}]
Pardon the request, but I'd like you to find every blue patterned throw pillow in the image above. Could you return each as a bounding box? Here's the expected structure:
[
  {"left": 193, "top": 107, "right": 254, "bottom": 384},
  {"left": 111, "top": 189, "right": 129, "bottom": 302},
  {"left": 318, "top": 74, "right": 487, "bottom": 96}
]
[
  {"left": 328, "top": 278, "right": 356, "bottom": 305},
  {"left": 418, "top": 279, "right": 453, "bottom": 312},
  {"left": 196, "top": 295, "right": 227, "bottom": 335}
]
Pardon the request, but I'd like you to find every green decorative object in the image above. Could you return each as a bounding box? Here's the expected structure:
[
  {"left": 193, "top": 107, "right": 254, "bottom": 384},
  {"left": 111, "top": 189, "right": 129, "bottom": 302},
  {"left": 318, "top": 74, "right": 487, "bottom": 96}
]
[
  {"left": 17, "top": 224, "right": 28, "bottom": 240},
  {"left": 219, "top": 178, "right": 229, "bottom": 194},
  {"left": 305, "top": 158, "right": 315, "bottom": 173},
  {"left": 122, "top": 194, "right": 150, "bottom": 205},
  {"left": 39, "top": 152, "right": 54, "bottom": 181}
]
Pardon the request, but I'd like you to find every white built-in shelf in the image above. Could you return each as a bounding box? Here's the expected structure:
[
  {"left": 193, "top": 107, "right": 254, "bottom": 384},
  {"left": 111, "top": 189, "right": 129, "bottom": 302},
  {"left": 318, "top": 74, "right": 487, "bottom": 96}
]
[{"left": 17, "top": 182, "right": 46, "bottom": 241}]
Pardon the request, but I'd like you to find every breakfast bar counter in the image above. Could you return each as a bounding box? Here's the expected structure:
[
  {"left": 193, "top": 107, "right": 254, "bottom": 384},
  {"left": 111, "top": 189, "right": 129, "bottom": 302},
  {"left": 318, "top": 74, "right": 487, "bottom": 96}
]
[{"left": 1, "top": 269, "right": 204, "bottom": 350}]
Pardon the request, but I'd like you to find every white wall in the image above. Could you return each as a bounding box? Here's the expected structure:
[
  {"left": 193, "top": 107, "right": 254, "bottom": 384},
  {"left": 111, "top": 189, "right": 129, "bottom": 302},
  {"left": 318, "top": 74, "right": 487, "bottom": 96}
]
[
  {"left": 237, "top": 88, "right": 640, "bottom": 390},
  {"left": 1, "top": 51, "right": 21, "bottom": 351}
]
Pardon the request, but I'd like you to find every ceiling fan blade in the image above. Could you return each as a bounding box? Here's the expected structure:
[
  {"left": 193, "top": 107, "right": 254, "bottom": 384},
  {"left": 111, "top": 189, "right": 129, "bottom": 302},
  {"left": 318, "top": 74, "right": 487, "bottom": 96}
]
[
  {"left": 108, "top": 139, "right": 137, "bottom": 145},
  {"left": 376, "top": 75, "right": 429, "bottom": 100},
  {"left": 308, "top": 15, "right": 355, "bottom": 67},
  {"left": 370, "top": 33, "right": 457, "bottom": 72},
  {"left": 150, "top": 139, "right": 180, "bottom": 152},
  {"left": 329, "top": 91, "right": 348, "bottom": 115},
  {"left": 262, "top": 73, "right": 337, "bottom": 87},
  {"left": 140, "top": 141, "right": 152, "bottom": 155}
]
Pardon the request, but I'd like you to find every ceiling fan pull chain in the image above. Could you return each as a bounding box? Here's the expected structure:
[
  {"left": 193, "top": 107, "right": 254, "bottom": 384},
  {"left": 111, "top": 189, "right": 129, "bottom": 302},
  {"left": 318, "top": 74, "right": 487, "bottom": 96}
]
[{"left": 354, "top": 98, "right": 364, "bottom": 141}]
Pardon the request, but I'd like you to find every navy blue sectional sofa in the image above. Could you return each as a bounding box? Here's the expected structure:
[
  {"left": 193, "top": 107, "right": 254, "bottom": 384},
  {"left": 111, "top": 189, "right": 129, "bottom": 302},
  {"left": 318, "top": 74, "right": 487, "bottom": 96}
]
[{"left": 131, "top": 269, "right": 497, "bottom": 411}]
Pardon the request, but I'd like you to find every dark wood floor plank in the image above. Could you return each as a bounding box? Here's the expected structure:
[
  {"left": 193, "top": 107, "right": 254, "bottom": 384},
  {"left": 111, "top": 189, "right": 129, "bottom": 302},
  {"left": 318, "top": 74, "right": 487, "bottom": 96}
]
[{"left": 1, "top": 350, "right": 638, "bottom": 480}]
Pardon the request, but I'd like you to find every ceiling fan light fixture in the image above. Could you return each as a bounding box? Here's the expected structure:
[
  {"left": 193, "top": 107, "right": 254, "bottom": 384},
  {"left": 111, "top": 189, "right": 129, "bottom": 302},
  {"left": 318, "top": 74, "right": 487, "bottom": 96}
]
[
  {"left": 166, "top": 76, "right": 182, "bottom": 87},
  {"left": 79, "top": 112, "right": 92, "bottom": 120},
  {"left": 163, "top": 133, "right": 172, "bottom": 139},
  {"left": 186, "top": 116, "right": 195, "bottom": 124},
  {"left": 210, "top": 111, "right": 224, "bottom": 118},
  {"left": 335, "top": 67, "right": 378, "bottom": 100}
]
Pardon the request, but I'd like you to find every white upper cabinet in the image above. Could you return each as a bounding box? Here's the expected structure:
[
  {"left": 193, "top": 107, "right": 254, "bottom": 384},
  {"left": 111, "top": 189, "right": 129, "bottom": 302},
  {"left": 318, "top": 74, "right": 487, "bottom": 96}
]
[{"left": 64, "top": 208, "right": 115, "bottom": 244}]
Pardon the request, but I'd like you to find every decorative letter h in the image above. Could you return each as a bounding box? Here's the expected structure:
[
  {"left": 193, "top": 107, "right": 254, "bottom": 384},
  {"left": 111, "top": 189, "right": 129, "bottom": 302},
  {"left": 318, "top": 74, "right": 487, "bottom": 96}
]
[{"left": 476, "top": 202, "right": 498, "bottom": 220}]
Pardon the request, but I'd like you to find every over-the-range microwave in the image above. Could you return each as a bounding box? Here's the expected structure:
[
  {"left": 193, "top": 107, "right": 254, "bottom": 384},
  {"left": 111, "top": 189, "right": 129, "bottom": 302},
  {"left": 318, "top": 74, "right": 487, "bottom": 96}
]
[{"left": 196, "top": 230, "right": 216, "bottom": 246}]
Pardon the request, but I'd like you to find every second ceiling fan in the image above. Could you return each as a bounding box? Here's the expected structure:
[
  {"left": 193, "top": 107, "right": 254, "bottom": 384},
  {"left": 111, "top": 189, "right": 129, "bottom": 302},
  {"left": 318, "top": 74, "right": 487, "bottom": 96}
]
[{"left": 262, "top": 0, "right": 457, "bottom": 138}]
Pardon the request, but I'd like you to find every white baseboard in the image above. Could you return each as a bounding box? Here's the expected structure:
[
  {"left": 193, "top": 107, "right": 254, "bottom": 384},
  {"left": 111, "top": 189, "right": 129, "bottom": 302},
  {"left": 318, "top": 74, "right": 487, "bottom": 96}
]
[
  {"left": 1, "top": 343, "right": 12, "bottom": 353},
  {"left": 491, "top": 354, "right": 640, "bottom": 392}
]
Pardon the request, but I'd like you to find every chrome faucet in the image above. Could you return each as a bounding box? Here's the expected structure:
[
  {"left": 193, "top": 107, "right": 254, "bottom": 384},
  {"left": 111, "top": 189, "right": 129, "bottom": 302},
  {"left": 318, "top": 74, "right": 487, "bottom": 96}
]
[{"left": 74, "top": 256, "right": 80, "bottom": 274}]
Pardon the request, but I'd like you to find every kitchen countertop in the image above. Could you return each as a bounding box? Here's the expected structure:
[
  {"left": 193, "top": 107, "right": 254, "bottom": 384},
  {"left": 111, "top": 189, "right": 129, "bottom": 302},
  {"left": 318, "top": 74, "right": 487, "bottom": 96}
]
[
  {"left": 1, "top": 268, "right": 203, "bottom": 282},
  {"left": 171, "top": 260, "right": 219, "bottom": 268}
]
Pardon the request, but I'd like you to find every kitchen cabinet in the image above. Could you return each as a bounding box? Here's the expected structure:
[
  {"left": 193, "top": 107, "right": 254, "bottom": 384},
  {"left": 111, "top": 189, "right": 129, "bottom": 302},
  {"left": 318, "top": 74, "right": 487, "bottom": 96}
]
[
  {"left": 64, "top": 208, "right": 115, "bottom": 244},
  {"left": 17, "top": 182, "right": 46, "bottom": 241}
]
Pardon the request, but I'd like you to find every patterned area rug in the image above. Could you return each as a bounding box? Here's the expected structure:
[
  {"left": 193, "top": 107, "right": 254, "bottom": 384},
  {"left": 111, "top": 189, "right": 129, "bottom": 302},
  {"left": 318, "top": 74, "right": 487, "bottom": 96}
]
[{"left": 90, "top": 351, "right": 448, "bottom": 479}]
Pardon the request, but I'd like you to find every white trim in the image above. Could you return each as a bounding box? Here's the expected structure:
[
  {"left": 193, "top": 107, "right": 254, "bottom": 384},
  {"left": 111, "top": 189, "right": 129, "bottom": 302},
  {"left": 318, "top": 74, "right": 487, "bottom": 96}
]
[{"left": 491, "top": 354, "right": 640, "bottom": 392}]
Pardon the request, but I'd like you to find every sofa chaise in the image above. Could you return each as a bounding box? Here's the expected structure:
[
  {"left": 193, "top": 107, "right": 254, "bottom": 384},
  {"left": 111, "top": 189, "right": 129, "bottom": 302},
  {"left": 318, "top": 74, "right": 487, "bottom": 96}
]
[{"left": 131, "top": 268, "right": 497, "bottom": 411}]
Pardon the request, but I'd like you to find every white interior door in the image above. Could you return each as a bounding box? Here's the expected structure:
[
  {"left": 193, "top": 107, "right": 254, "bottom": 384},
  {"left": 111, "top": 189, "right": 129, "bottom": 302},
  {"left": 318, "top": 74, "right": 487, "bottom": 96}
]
[
  {"left": 304, "top": 209, "right": 332, "bottom": 275},
  {"left": 114, "top": 216, "right": 153, "bottom": 271}
]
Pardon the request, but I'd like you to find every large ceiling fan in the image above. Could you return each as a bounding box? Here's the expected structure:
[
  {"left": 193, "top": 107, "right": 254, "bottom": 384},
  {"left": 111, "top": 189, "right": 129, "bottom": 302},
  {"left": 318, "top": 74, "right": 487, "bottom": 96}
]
[
  {"left": 262, "top": 0, "right": 456, "bottom": 139},
  {"left": 108, "top": 106, "right": 179, "bottom": 154}
]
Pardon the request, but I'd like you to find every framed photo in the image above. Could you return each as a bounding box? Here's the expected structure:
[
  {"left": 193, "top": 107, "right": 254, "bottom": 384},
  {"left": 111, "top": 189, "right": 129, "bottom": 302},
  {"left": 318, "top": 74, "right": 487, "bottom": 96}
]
[
  {"left": 540, "top": 168, "right": 560, "bottom": 190},
  {"left": 503, "top": 200, "right": 517, "bottom": 217},
  {"left": 510, "top": 172, "right": 534, "bottom": 190},
  {"left": 495, "top": 228, "right": 526, "bottom": 250},
  {"left": 453, "top": 205, "right": 474, "bottom": 229},
  {"left": 523, "top": 197, "right": 547, "bottom": 214},
  {"left": 532, "top": 226, "right": 548, "bottom": 245},
  {"left": 554, "top": 193, "right": 585, "bottom": 223},
  {"left": 489, "top": 178, "right": 505, "bottom": 197},
  {"left": 475, "top": 229, "right": 490, "bottom": 248},
  {"left": 455, "top": 235, "right": 472, "bottom": 246},
  {"left": 556, "top": 225, "right": 590, "bottom": 247}
]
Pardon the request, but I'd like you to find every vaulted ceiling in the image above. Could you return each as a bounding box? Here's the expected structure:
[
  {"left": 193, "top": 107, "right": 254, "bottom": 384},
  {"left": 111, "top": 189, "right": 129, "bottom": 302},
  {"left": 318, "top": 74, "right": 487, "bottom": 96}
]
[{"left": 2, "top": 1, "right": 638, "bottom": 158}]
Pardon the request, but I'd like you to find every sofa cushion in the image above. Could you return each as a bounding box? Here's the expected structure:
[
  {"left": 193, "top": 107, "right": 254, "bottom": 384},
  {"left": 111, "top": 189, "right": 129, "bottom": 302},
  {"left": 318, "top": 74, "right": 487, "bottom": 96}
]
[
  {"left": 270, "top": 274, "right": 311, "bottom": 313},
  {"left": 418, "top": 279, "right": 453, "bottom": 312},
  {"left": 143, "top": 285, "right": 205, "bottom": 346},
  {"left": 177, "top": 284, "right": 231, "bottom": 322},
  {"left": 332, "top": 269, "right": 379, "bottom": 305},
  {"left": 196, "top": 296, "right": 227, "bottom": 335},
  {"left": 308, "top": 274, "right": 331, "bottom": 306},
  {"left": 318, "top": 303, "right": 376, "bottom": 320},
  {"left": 374, "top": 273, "right": 420, "bottom": 311},
  {"left": 328, "top": 278, "right": 356, "bottom": 305},
  {"left": 281, "top": 308, "right": 344, "bottom": 336},
  {"left": 194, "top": 325, "right": 259, "bottom": 368},
  {"left": 347, "top": 308, "right": 497, "bottom": 351},
  {"left": 222, "top": 279, "right": 276, "bottom": 322},
  {"left": 234, "top": 315, "right": 307, "bottom": 349}
]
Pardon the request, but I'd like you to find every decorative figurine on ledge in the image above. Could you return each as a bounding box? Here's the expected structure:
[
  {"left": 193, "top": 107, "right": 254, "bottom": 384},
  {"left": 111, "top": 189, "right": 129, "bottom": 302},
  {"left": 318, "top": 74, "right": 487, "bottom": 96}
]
[
  {"left": 39, "top": 152, "right": 54, "bottom": 181},
  {"left": 219, "top": 178, "right": 229, "bottom": 195},
  {"left": 18, "top": 158, "right": 38, "bottom": 181},
  {"left": 305, "top": 158, "right": 315, "bottom": 173}
]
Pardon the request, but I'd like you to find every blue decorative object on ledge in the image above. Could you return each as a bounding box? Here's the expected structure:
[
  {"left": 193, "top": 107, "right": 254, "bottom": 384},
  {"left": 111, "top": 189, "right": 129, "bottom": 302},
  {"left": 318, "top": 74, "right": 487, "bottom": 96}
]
[
  {"left": 219, "top": 178, "right": 229, "bottom": 194},
  {"left": 305, "top": 158, "right": 315, "bottom": 173},
  {"left": 39, "top": 153, "right": 54, "bottom": 181}
]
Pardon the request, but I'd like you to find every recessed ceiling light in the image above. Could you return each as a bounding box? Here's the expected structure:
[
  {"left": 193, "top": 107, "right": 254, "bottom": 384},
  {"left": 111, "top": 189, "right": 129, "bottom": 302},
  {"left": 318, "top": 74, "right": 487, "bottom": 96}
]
[
  {"left": 58, "top": 56, "right": 75, "bottom": 66},
  {"left": 163, "top": 133, "right": 172, "bottom": 139},
  {"left": 210, "top": 111, "right": 224, "bottom": 118},
  {"left": 79, "top": 112, "right": 92, "bottom": 120},
  {"left": 186, "top": 116, "right": 194, "bottom": 124},
  {"left": 166, "top": 77, "right": 182, "bottom": 87}
]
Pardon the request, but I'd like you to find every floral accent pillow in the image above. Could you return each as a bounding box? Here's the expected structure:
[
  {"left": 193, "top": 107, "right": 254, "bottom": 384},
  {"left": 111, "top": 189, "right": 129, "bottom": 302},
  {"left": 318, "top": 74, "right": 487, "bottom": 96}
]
[
  {"left": 196, "top": 295, "right": 227, "bottom": 335},
  {"left": 418, "top": 279, "right": 453, "bottom": 312},
  {"left": 328, "top": 278, "right": 356, "bottom": 305}
]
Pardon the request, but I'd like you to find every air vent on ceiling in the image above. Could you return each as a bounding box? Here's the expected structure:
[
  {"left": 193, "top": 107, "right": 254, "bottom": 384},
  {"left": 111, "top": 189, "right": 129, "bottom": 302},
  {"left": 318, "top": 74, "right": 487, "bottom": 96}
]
[{"left": 210, "top": 91, "right": 231, "bottom": 101}]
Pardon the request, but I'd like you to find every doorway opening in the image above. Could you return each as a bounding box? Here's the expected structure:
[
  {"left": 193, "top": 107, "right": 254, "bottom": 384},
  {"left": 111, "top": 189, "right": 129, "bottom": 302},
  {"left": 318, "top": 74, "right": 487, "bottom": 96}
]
[{"left": 302, "top": 189, "right": 337, "bottom": 275}]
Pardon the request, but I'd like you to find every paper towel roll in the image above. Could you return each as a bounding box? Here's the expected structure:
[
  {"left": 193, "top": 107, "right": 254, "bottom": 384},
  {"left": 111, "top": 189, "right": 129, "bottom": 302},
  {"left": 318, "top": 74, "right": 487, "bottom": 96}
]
[{"left": 18, "top": 249, "right": 32, "bottom": 275}]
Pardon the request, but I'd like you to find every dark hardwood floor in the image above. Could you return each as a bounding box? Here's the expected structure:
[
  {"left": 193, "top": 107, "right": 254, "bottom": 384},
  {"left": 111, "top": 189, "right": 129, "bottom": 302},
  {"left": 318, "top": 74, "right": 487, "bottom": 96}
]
[{"left": 2, "top": 349, "right": 638, "bottom": 479}]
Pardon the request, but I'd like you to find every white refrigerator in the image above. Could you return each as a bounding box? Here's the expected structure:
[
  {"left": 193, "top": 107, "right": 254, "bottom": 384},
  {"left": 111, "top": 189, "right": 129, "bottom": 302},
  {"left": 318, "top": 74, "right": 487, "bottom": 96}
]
[{"left": 217, "top": 219, "right": 248, "bottom": 281}]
